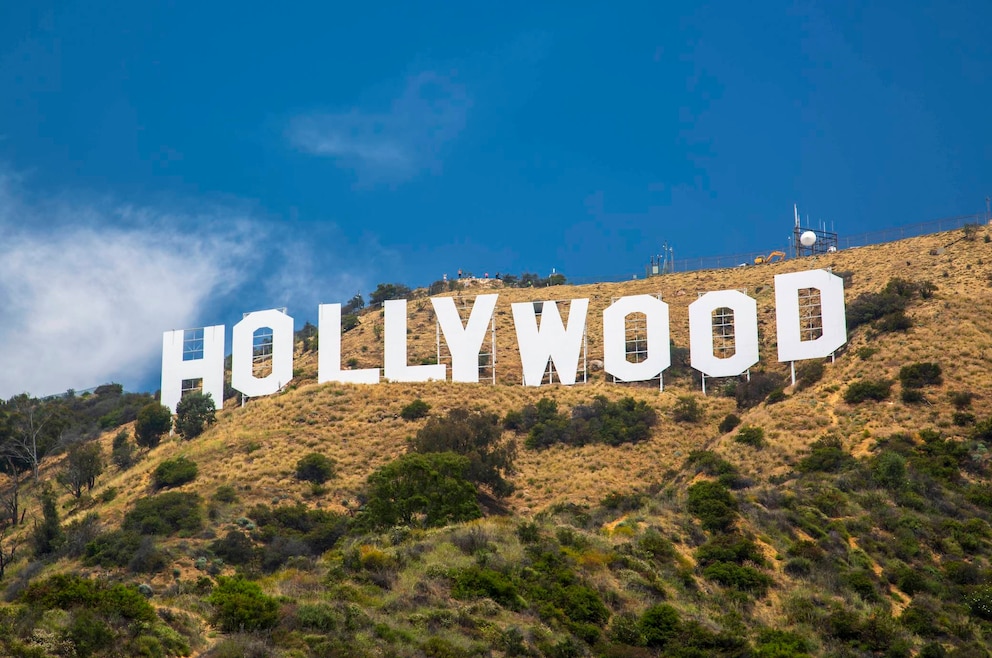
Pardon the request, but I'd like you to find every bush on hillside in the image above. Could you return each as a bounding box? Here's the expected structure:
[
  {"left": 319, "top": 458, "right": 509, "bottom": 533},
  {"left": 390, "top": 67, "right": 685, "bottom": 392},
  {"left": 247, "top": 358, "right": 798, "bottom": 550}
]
[
  {"left": 672, "top": 395, "right": 703, "bottom": 423},
  {"left": 734, "top": 425, "right": 765, "bottom": 448},
  {"left": 294, "top": 453, "right": 336, "bottom": 484},
  {"left": 718, "top": 413, "right": 741, "bottom": 434},
  {"left": 844, "top": 379, "right": 892, "bottom": 403},
  {"left": 400, "top": 398, "right": 431, "bottom": 420},
  {"left": 899, "top": 362, "right": 943, "bottom": 389},
  {"left": 686, "top": 480, "right": 738, "bottom": 531},
  {"left": 797, "top": 436, "right": 854, "bottom": 473},
  {"left": 152, "top": 456, "right": 198, "bottom": 490},
  {"left": 123, "top": 492, "right": 202, "bottom": 535},
  {"left": 209, "top": 576, "right": 279, "bottom": 632},
  {"left": 735, "top": 371, "right": 786, "bottom": 409}
]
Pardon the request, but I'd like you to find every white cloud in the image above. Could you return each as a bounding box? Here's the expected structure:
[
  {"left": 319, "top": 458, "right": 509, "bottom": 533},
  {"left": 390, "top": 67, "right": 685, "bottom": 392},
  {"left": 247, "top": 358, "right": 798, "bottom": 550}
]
[
  {"left": 289, "top": 70, "right": 471, "bottom": 185},
  {"left": 0, "top": 176, "right": 370, "bottom": 398}
]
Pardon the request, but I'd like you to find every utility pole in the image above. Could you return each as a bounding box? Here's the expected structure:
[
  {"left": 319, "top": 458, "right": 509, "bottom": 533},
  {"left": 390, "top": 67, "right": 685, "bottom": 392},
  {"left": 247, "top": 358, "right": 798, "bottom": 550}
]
[{"left": 986, "top": 196, "right": 990, "bottom": 224}]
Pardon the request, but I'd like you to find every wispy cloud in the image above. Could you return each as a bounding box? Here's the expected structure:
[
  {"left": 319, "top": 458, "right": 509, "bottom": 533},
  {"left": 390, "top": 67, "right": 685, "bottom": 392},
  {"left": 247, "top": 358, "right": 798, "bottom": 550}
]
[
  {"left": 0, "top": 173, "right": 371, "bottom": 398},
  {"left": 288, "top": 70, "right": 471, "bottom": 185}
]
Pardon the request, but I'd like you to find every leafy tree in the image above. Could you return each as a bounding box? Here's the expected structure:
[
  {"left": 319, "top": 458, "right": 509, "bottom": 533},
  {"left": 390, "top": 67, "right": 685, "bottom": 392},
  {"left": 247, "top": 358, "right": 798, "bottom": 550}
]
[
  {"left": 409, "top": 408, "right": 516, "bottom": 497},
  {"left": 57, "top": 441, "right": 105, "bottom": 498},
  {"left": 1, "top": 394, "right": 67, "bottom": 481},
  {"left": 359, "top": 452, "right": 481, "bottom": 529},
  {"left": 111, "top": 430, "right": 136, "bottom": 469},
  {"left": 134, "top": 402, "right": 172, "bottom": 448},
  {"left": 342, "top": 293, "right": 365, "bottom": 314},
  {"left": 174, "top": 392, "right": 216, "bottom": 440},
  {"left": 686, "top": 480, "right": 738, "bottom": 531},
  {"left": 209, "top": 575, "right": 280, "bottom": 632},
  {"left": 369, "top": 283, "right": 412, "bottom": 308},
  {"left": 295, "top": 452, "right": 336, "bottom": 484},
  {"left": 31, "top": 486, "right": 64, "bottom": 557}
]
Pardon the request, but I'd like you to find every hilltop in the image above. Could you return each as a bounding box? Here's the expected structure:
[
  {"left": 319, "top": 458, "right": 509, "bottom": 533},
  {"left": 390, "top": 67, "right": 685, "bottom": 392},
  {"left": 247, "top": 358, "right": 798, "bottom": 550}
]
[{"left": 3, "top": 224, "right": 992, "bottom": 657}]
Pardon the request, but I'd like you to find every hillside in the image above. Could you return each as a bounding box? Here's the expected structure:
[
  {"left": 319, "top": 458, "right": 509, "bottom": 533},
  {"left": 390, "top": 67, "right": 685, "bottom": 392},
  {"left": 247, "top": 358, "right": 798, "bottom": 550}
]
[{"left": 3, "top": 225, "right": 992, "bottom": 657}]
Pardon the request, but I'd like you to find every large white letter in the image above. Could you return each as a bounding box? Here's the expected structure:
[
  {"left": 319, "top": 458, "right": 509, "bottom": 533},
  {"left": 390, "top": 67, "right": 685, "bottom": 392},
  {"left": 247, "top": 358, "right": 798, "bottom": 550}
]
[
  {"left": 432, "top": 294, "right": 498, "bottom": 383},
  {"left": 689, "top": 290, "right": 759, "bottom": 377},
  {"left": 602, "top": 295, "right": 670, "bottom": 382},
  {"left": 775, "top": 269, "right": 847, "bottom": 362},
  {"left": 511, "top": 299, "right": 589, "bottom": 386},
  {"left": 232, "top": 309, "right": 295, "bottom": 397},
  {"left": 161, "top": 325, "right": 225, "bottom": 414},
  {"left": 318, "top": 304, "right": 380, "bottom": 384},
  {"left": 384, "top": 299, "right": 446, "bottom": 382}
]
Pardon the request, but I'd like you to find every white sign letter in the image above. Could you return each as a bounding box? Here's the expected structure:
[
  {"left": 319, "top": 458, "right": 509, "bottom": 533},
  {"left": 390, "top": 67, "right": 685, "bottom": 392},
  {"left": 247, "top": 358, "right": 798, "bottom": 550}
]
[
  {"left": 432, "top": 294, "right": 498, "bottom": 383},
  {"left": 232, "top": 309, "right": 295, "bottom": 397},
  {"left": 602, "top": 295, "right": 670, "bottom": 382},
  {"left": 161, "top": 325, "right": 225, "bottom": 414},
  {"left": 318, "top": 304, "right": 380, "bottom": 384},
  {"left": 511, "top": 299, "right": 589, "bottom": 386},
  {"left": 689, "top": 290, "right": 759, "bottom": 377},
  {"left": 384, "top": 299, "right": 446, "bottom": 382},
  {"left": 775, "top": 269, "right": 847, "bottom": 362}
]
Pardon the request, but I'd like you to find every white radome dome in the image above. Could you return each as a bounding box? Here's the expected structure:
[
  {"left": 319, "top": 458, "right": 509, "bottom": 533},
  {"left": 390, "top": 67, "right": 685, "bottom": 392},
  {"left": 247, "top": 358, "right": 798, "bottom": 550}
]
[{"left": 800, "top": 230, "right": 817, "bottom": 247}]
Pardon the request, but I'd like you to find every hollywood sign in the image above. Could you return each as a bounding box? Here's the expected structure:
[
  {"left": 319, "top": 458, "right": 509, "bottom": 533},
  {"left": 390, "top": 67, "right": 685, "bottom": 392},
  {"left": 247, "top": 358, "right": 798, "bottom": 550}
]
[{"left": 161, "top": 269, "right": 846, "bottom": 413}]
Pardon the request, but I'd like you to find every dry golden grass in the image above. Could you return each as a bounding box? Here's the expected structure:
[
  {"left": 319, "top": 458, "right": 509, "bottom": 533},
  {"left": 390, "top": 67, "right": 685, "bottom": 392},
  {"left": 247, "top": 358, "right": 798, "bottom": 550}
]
[{"left": 5, "top": 225, "right": 992, "bottom": 598}]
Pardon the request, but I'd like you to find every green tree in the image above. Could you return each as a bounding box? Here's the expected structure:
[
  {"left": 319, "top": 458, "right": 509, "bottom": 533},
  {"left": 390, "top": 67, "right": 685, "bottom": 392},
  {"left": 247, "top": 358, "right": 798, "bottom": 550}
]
[
  {"left": 134, "top": 402, "right": 172, "bottom": 448},
  {"left": 409, "top": 408, "right": 516, "bottom": 497},
  {"left": 111, "top": 430, "right": 136, "bottom": 469},
  {"left": 369, "top": 283, "right": 412, "bottom": 308},
  {"left": 57, "top": 441, "right": 105, "bottom": 498},
  {"left": 32, "top": 486, "right": 64, "bottom": 557},
  {"left": 174, "top": 392, "right": 216, "bottom": 440},
  {"left": 359, "top": 452, "right": 481, "bottom": 529}
]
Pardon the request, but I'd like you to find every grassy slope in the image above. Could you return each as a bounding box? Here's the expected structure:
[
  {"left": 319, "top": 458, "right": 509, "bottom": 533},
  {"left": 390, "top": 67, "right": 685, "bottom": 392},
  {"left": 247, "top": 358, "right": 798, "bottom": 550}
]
[{"left": 4, "top": 226, "right": 992, "bottom": 656}]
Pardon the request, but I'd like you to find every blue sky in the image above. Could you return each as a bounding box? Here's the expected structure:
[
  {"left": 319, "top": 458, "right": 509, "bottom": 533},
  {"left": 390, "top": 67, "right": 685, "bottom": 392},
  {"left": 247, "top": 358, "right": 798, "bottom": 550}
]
[{"left": 0, "top": 1, "right": 989, "bottom": 396}]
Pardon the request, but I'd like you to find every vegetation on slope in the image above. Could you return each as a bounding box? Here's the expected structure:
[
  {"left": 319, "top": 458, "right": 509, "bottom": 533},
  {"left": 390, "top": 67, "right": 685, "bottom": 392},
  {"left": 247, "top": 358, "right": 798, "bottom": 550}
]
[{"left": 1, "top": 226, "right": 992, "bottom": 656}]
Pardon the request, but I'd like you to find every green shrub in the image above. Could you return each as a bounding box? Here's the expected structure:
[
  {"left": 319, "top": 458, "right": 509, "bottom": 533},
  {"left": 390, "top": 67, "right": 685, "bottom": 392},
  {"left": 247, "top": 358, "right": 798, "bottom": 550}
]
[
  {"left": 718, "top": 413, "right": 741, "bottom": 433},
  {"left": 967, "top": 585, "right": 992, "bottom": 621},
  {"left": 208, "top": 576, "right": 279, "bottom": 632},
  {"left": 686, "top": 480, "right": 738, "bottom": 531},
  {"left": 876, "top": 311, "right": 913, "bottom": 332},
  {"left": 400, "top": 398, "right": 430, "bottom": 420},
  {"left": 871, "top": 451, "right": 907, "bottom": 489},
  {"left": 672, "top": 395, "right": 703, "bottom": 423},
  {"left": 295, "top": 452, "right": 336, "bottom": 484},
  {"left": 111, "top": 430, "right": 136, "bottom": 469},
  {"left": 123, "top": 492, "right": 202, "bottom": 535},
  {"left": 701, "top": 561, "right": 772, "bottom": 594},
  {"left": 213, "top": 485, "right": 239, "bottom": 503},
  {"left": 899, "top": 362, "right": 942, "bottom": 389},
  {"left": 844, "top": 379, "right": 892, "bottom": 403},
  {"left": 152, "top": 456, "right": 198, "bottom": 489},
  {"left": 695, "top": 533, "right": 765, "bottom": 567},
  {"left": 754, "top": 629, "right": 813, "bottom": 657},
  {"left": 569, "top": 395, "right": 657, "bottom": 446},
  {"left": 452, "top": 566, "right": 521, "bottom": 609},
  {"left": 734, "top": 425, "right": 765, "bottom": 448},
  {"left": 953, "top": 411, "right": 976, "bottom": 426},
  {"left": 797, "top": 436, "right": 854, "bottom": 473},
  {"left": 639, "top": 604, "right": 681, "bottom": 648},
  {"left": 949, "top": 390, "right": 975, "bottom": 409},
  {"left": 84, "top": 530, "right": 165, "bottom": 573}
]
